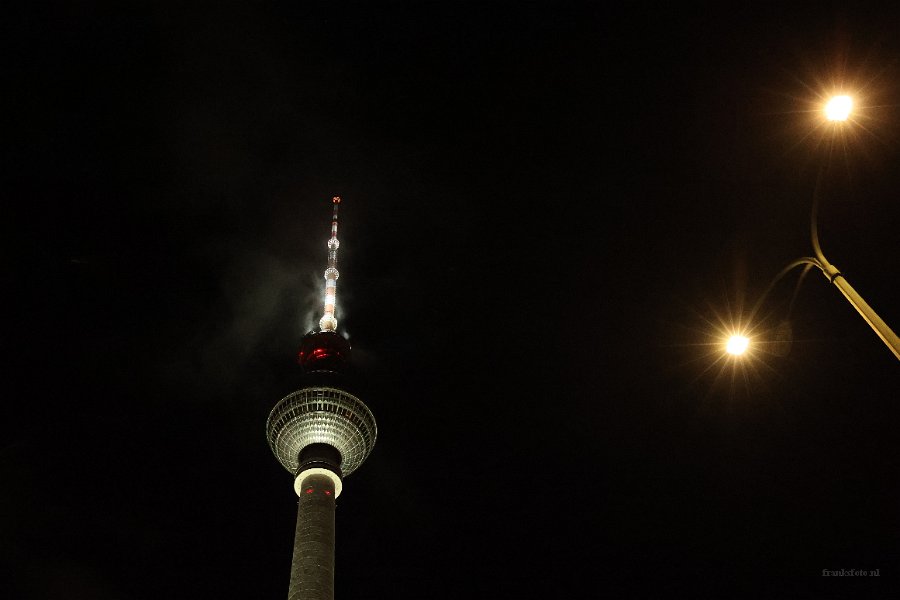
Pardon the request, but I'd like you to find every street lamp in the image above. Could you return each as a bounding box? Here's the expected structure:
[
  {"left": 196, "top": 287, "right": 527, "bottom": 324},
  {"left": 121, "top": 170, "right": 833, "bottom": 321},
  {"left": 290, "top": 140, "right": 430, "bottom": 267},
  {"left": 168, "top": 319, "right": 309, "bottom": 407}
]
[{"left": 748, "top": 95, "right": 900, "bottom": 361}]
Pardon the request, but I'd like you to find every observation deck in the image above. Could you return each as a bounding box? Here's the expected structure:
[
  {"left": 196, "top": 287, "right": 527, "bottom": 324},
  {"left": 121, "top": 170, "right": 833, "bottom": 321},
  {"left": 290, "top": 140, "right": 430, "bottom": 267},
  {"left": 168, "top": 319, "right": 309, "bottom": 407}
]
[{"left": 266, "top": 386, "right": 377, "bottom": 479}]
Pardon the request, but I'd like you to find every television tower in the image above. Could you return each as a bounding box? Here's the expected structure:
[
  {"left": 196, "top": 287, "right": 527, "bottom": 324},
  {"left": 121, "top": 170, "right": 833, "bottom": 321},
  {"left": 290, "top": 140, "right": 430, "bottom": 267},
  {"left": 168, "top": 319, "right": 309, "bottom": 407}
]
[{"left": 266, "top": 197, "right": 377, "bottom": 600}]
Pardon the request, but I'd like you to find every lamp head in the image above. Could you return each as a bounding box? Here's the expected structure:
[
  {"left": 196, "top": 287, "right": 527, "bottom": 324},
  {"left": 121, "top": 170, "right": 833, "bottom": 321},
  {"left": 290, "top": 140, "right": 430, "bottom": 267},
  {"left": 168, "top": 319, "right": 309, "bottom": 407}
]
[
  {"left": 726, "top": 335, "right": 750, "bottom": 356},
  {"left": 825, "top": 95, "right": 853, "bottom": 121}
]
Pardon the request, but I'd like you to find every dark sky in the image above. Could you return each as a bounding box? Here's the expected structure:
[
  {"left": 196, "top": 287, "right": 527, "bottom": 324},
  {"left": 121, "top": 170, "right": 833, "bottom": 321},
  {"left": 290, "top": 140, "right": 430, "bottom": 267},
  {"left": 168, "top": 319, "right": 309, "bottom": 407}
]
[{"left": 6, "top": 3, "right": 900, "bottom": 598}]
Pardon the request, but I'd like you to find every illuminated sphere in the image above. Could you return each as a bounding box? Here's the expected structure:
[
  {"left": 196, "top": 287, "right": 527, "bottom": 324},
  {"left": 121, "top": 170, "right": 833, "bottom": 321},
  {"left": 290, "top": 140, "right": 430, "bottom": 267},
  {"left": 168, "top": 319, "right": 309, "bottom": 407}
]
[
  {"left": 825, "top": 95, "right": 852, "bottom": 121},
  {"left": 273, "top": 329, "right": 376, "bottom": 480},
  {"left": 726, "top": 335, "right": 750, "bottom": 355},
  {"left": 267, "top": 386, "right": 377, "bottom": 479}
]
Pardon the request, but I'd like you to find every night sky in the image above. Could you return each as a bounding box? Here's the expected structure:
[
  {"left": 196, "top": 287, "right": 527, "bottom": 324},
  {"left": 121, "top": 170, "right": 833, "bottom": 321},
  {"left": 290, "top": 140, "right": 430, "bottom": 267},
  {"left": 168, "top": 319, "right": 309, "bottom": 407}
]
[{"left": 6, "top": 3, "right": 900, "bottom": 598}]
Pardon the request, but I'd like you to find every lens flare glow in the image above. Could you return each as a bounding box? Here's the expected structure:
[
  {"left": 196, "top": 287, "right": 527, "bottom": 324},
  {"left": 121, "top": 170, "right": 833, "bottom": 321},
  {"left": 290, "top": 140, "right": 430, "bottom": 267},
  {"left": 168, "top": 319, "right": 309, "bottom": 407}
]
[
  {"left": 825, "top": 95, "right": 853, "bottom": 121},
  {"left": 726, "top": 335, "right": 750, "bottom": 355}
]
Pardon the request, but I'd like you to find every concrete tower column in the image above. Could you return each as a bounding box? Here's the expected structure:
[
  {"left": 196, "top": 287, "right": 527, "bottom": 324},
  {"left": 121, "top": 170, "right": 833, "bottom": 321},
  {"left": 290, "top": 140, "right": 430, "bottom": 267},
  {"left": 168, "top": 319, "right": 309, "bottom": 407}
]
[{"left": 289, "top": 472, "right": 337, "bottom": 600}]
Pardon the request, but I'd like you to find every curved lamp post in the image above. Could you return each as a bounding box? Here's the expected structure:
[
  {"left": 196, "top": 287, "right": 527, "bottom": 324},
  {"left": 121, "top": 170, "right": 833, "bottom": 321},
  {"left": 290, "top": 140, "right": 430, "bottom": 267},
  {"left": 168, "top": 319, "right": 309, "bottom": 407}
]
[{"left": 742, "top": 95, "right": 900, "bottom": 361}]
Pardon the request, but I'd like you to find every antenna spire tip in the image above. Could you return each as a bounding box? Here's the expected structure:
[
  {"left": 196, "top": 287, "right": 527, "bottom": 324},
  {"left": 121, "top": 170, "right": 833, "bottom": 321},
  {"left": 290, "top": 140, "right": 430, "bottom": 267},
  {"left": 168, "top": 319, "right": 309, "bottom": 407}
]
[{"left": 332, "top": 196, "right": 341, "bottom": 204}]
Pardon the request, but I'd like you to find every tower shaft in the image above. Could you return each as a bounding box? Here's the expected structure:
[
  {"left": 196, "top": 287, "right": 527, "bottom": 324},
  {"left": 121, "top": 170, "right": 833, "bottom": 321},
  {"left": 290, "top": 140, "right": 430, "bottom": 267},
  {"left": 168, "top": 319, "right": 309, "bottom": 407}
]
[{"left": 288, "top": 472, "right": 337, "bottom": 600}]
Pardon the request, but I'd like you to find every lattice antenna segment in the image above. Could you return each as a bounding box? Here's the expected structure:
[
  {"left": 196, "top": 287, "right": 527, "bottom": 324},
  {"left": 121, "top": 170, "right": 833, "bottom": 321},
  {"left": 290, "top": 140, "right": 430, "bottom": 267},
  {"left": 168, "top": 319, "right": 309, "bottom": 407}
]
[{"left": 319, "top": 196, "right": 341, "bottom": 332}]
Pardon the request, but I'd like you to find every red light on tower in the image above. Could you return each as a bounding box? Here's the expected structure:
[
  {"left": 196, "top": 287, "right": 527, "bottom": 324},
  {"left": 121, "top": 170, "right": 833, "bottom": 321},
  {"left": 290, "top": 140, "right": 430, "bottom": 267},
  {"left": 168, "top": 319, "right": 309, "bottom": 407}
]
[{"left": 296, "top": 330, "right": 351, "bottom": 372}]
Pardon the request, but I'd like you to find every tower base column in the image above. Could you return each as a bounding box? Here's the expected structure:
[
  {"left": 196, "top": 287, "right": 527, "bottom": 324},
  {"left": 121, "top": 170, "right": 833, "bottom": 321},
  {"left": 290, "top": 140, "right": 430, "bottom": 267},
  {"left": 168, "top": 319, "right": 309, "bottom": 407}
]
[{"left": 288, "top": 472, "right": 337, "bottom": 600}]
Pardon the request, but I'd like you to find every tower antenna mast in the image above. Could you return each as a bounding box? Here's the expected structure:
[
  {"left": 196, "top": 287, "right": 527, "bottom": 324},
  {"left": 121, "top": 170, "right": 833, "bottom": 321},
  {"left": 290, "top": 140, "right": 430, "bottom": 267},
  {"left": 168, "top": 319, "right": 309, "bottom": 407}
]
[{"left": 319, "top": 196, "right": 341, "bottom": 332}]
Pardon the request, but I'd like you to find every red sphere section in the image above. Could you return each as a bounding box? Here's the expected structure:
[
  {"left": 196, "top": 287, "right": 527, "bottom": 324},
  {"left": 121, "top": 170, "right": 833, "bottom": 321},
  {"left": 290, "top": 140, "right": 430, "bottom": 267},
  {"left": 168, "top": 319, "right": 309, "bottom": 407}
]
[{"left": 297, "top": 331, "right": 351, "bottom": 373}]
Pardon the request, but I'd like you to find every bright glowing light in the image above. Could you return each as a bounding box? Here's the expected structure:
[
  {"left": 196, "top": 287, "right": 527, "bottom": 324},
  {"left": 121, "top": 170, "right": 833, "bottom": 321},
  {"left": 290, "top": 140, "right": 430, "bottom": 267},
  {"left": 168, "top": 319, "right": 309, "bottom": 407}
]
[
  {"left": 726, "top": 335, "right": 750, "bottom": 356},
  {"left": 318, "top": 197, "right": 342, "bottom": 332},
  {"left": 825, "top": 95, "right": 853, "bottom": 121}
]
